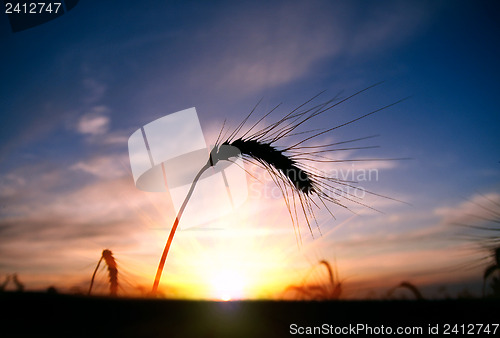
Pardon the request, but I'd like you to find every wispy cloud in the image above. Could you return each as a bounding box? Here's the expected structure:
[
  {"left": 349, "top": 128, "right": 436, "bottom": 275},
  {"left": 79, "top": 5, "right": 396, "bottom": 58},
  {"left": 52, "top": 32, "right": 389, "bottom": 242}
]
[
  {"left": 76, "top": 106, "right": 110, "bottom": 136},
  {"left": 70, "top": 154, "right": 129, "bottom": 179},
  {"left": 0, "top": 158, "right": 172, "bottom": 289},
  {"left": 435, "top": 192, "right": 500, "bottom": 226},
  {"left": 181, "top": 1, "right": 433, "bottom": 95},
  {"left": 344, "top": 1, "right": 433, "bottom": 56},
  {"left": 73, "top": 105, "right": 129, "bottom": 146}
]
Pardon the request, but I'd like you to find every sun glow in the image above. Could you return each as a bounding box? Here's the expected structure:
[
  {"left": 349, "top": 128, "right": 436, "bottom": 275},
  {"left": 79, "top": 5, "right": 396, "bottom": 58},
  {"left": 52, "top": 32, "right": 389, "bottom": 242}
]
[
  {"left": 132, "top": 165, "right": 344, "bottom": 300},
  {"left": 211, "top": 270, "right": 245, "bottom": 301}
]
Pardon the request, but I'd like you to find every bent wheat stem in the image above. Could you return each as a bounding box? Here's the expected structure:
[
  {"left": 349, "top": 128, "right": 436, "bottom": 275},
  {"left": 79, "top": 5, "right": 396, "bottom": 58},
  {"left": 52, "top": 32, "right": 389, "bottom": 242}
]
[{"left": 152, "top": 161, "right": 212, "bottom": 294}]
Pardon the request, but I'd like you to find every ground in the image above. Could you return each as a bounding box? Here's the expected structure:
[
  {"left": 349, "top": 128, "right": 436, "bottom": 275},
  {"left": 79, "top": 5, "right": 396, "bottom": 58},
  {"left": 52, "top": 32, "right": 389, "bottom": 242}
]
[{"left": 0, "top": 292, "right": 499, "bottom": 337}]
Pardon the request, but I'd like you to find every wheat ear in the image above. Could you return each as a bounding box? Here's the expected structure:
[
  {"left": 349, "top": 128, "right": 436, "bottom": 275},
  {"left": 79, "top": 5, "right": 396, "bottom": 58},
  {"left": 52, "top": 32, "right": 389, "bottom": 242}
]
[{"left": 88, "top": 249, "right": 118, "bottom": 296}]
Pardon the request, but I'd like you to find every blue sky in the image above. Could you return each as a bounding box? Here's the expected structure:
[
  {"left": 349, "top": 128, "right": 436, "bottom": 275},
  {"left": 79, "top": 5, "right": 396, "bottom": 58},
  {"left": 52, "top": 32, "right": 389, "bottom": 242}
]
[{"left": 0, "top": 1, "right": 499, "bottom": 298}]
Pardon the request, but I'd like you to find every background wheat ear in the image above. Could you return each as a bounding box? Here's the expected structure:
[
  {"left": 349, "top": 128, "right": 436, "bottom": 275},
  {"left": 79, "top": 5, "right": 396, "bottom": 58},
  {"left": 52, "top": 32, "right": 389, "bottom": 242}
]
[
  {"left": 483, "top": 247, "right": 500, "bottom": 297},
  {"left": 387, "top": 281, "right": 424, "bottom": 300},
  {"left": 88, "top": 249, "right": 118, "bottom": 297},
  {"left": 452, "top": 194, "right": 500, "bottom": 297},
  {"left": 283, "top": 260, "right": 342, "bottom": 300},
  {"left": 0, "top": 274, "right": 24, "bottom": 292}
]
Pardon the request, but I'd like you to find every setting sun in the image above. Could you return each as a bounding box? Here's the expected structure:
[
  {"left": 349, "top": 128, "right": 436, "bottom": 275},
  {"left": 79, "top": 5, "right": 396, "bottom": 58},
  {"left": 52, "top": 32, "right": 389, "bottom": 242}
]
[{"left": 211, "top": 270, "right": 245, "bottom": 301}]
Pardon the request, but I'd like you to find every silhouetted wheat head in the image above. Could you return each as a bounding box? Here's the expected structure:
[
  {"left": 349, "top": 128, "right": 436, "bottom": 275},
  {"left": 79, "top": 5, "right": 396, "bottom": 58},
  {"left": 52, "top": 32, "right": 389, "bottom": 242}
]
[
  {"left": 210, "top": 83, "right": 406, "bottom": 240},
  {"left": 284, "top": 260, "right": 342, "bottom": 300},
  {"left": 89, "top": 249, "right": 118, "bottom": 297}
]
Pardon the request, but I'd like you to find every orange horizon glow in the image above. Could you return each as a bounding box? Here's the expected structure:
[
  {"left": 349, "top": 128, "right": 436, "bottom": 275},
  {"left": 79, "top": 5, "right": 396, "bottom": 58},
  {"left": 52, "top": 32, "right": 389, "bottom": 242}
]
[{"left": 2, "top": 166, "right": 492, "bottom": 300}]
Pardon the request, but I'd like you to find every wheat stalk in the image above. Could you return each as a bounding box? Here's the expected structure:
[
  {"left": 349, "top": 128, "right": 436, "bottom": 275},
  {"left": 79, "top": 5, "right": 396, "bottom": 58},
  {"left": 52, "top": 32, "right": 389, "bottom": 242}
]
[
  {"left": 152, "top": 84, "right": 406, "bottom": 294},
  {"left": 151, "top": 162, "right": 211, "bottom": 293}
]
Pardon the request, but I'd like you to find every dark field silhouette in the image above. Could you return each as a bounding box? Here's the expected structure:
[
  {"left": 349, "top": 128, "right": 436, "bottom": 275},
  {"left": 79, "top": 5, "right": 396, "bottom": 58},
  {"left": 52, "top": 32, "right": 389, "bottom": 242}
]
[{"left": 0, "top": 292, "right": 499, "bottom": 338}]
